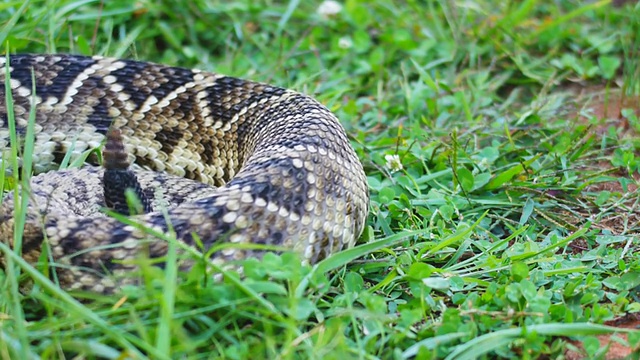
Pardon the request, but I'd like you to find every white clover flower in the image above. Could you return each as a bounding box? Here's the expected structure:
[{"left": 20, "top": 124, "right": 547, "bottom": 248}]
[
  {"left": 317, "top": 1, "right": 343, "bottom": 17},
  {"left": 385, "top": 154, "right": 403, "bottom": 173},
  {"left": 338, "top": 37, "right": 352, "bottom": 49}
]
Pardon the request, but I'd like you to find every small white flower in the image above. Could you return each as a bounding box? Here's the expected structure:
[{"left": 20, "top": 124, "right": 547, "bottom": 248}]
[
  {"left": 385, "top": 154, "right": 403, "bottom": 173},
  {"left": 338, "top": 37, "right": 352, "bottom": 49},
  {"left": 317, "top": 0, "right": 343, "bottom": 17}
]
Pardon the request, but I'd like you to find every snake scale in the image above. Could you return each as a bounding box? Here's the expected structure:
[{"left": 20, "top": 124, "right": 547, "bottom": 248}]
[{"left": 0, "top": 54, "right": 369, "bottom": 293}]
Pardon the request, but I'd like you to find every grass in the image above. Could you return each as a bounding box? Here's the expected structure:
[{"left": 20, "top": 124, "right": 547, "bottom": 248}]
[{"left": 1, "top": 0, "right": 640, "bottom": 358}]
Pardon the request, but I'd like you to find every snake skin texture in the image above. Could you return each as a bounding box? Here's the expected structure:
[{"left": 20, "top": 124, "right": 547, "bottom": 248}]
[{"left": 0, "top": 54, "right": 369, "bottom": 293}]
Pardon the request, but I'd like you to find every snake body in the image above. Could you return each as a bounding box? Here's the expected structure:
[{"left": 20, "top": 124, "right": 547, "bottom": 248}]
[{"left": 0, "top": 54, "right": 369, "bottom": 293}]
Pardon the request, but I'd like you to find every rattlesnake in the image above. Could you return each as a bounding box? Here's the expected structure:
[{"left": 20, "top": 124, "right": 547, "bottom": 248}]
[{"left": 0, "top": 54, "right": 369, "bottom": 293}]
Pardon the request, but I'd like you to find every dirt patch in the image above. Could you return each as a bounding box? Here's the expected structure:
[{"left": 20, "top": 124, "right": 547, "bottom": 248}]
[
  {"left": 613, "top": 0, "right": 638, "bottom": 7},
  {"left": 566, "top": 85, "right": 640, "bottom": 225},
  {"left": 570, "top": 85, "right": 640, "bottom": 137},
  {"left": 565, "top": 313, "right": 640, "bottom": 359},
  {"left": 580, "top": 86, "right": 640, "bottom": 181},
  {"left": 557, "top": 84, "right": 640, "bottom": 358}
]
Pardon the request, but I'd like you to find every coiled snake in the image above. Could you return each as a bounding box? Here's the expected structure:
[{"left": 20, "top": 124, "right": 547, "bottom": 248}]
[{"left": 0, "top": 54, "right": 369, "bottom": 293}]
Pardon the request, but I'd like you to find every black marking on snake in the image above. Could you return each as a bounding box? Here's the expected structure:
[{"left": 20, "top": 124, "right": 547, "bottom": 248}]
[
  {"left": 185, "top": 168, "right": 201, "bottom": 181},
  {"left": 156, "top": 66, "right": 197, "bottom": 99},
  {"left": 8, "top": 55, "right": 98, "bottom": 102},
  {"left": 204, "top": 78, "right": 287, "bottom": 123},
  {"left": 71, "top": 178, "right": 89, "bottom": 195},
  {"left": 19, "top": 233, "right": 45, "bottom": 260},
  {"left": 155, "top": 125, "right": 185, "bottom": 156},
  {"left": 83, "top": 75, "right": 117, "bottom": 133},
  {"left": 5, "top": 55, "right": 39, "bottom": 91},
  {"left": 199, "top": 137, "right": 223, "bottom": 174},
  {"left": 52, "top": 142, "right": 68, "bottom": 165},
  {"left": 53, "top": 220, "right": 108, "bottom": 272},
  {"left": 109, "top": 60, "right": 195, "bottom": 110},
  {"left": 107, "top": 60, "right": 153, "bottom": 109},
  {"left": 176, "top": 198, "right": 236, "bottom": 244},
  {"left": 270, "top": 231, "right": 284, "bottom": 245},
  {"left": 134, "top": 156, "right": 155, "bottom": 171},
  {"left": 229, "top": 157, "right": 309, "bottom": 216},
  {"left": 154, "top": 88, "right": 195, "bottom": 156},
  {"left": 202, "top": 80, "right": 287, "bottom": 165}
]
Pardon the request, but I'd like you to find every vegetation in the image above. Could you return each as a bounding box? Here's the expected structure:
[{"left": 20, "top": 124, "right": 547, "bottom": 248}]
[{"left": 1, "top": 0, "right": 640, "bottom": 358}]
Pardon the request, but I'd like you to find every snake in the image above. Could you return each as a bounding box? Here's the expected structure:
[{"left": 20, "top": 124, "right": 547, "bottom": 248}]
[{"left": 0, "top": 54, "right": 369, "bottom": 293}]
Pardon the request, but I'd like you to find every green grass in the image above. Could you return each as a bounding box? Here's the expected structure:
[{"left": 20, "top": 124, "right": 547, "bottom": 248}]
[{"left": 1, "top": 0, "right": 640, "bottom": 359}]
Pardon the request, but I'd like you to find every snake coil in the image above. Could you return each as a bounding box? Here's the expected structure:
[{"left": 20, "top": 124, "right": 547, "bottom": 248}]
[{"left": 0, "top": 54, "right": 369, "bottom": 293}]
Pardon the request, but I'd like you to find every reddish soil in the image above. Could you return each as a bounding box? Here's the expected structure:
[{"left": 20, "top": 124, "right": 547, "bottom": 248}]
[
  {"left": 562, "top": 84, "right": 640, "bottom": 359},
  {"left": 565, "top": 313, "right": 640, "bottom": 359}
]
